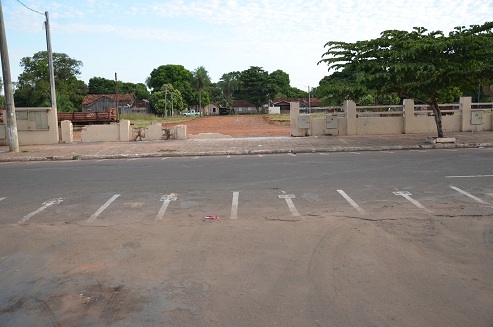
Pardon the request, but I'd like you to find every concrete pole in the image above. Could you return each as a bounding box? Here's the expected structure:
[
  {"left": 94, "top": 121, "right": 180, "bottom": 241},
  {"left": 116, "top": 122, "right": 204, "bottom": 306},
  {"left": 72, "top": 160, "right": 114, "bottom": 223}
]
[{"left": 0, "top": 0, "right": 19, "bottom": 152}]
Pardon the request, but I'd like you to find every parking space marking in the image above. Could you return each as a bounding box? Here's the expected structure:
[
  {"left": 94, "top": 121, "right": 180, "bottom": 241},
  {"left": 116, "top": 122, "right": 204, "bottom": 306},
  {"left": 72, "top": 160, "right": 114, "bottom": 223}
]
[
  {"left": 0, "top": 197, "right": 5, "bottom": 202},
  {"left": 446, "top": 174, "right": 493, "bottom": 178},
  {"left": 337, "top": 190, "right": 365, "bottom": 214},
  {"left": 288, "top": 153, "right": 296, "bottom": 157},
  {"left": 18, "top": 198, "right": 63, "bottom": 224},
  {"left": 156, "top": 195, "right": 177, "bottom": 220},
  {"left": 450, "top": 186, "right": 490, "bottom": 205},
  {"left": 279, "top": 194, "right": 300, "bottom": 217},
  {"left": 393, "top": 191, "right": 432, "bottom": 213},
  {"left": 161, "top": 158, "right": 169, "bottom": 160},
  {"left": 230, "top": 192, "right": 239, "bottom": 219},
  {"left": 87, "top": 194, "right": 120, "bottom": 222}
]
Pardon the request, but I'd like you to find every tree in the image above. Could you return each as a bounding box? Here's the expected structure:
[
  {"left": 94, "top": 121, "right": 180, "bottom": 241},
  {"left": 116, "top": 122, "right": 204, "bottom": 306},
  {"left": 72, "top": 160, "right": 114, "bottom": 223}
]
[
  {"left": 218, "top": 72, "right": 240, "bottom": 109},
  {"left": 88, "top": 77, "right": 150, "bottom": 100},
  {"left": 14, "top": 51, "right": 87, "bottom": 110},
  {"left": 319, "top": 22, "right": 493, "bottom": 137},
  {"left": 149, "top": 83, "right": 185, "bottom": 116},
  {"left": 191, "top": 66, "right": 212, "bottom": 114},
  {"left": 238, "top": 66, "right": 272, "bottom": 111},
  {"left": 146, "top": 65, "right": 194, "bottom": 105}
]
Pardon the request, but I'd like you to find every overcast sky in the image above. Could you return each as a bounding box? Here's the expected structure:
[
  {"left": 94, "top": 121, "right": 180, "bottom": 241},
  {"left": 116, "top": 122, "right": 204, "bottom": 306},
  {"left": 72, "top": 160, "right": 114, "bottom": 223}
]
[{"left": 3, "top": 0, "right": 493, "bottom": 91}]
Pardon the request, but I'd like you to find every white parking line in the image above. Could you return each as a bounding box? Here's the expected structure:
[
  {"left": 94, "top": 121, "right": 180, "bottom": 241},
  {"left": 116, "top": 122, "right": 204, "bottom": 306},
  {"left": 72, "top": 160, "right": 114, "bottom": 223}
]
[
  {"left": 279, "top": 194, "right": 300, "bottom": 217},
  {"left": 446, "top": 174, "right": 493, "bottom": 178},
  {"left": 337, "top": 190, "right": 365, "bottom": 214},
  {"left": 87, "top": 194, "right": 120, "bottom": 222},
  {"left": 393, "top": 191, "right": 432, "bottom": 213},
  {"left": 156, "top": 195, "right": 177, "bottom": 220},
  {"left": 0, "top": 197, "right": 5, "bottom": 202},
  {"left": 230, "top": 192, "right": 239, "bottom": 219},
  {"left": 18, "top": 198, "right": 63, "bottom": 224},
  {"left": 288, "top": 153, "right": 296, "bottom": 156},
  {"left": 450, "top": 186, "right": 490, "bottom": 205}
]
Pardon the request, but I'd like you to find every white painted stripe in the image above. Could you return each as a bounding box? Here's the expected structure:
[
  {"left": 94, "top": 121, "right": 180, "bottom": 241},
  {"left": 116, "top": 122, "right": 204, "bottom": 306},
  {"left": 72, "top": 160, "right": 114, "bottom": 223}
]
[
  {"left": 230, "top": 192, "right": 239, "bottom": 219},
  {"left": 0, "top": 197, "right": 5, "bottom": 202},
  {"left": 161, "top": 157, "right": 169, "bottom": 160},
  {"left": 87, "top": 194, "right": 120, "bottom": 222},
  {"left": 288, "top": 153, "right": 296, "bottom": 156},
  {"left": 18, "top": 198, "right": 63, "bottom": 224},
  {"left": 350, "top": 152, "right": 362, "bottom": 155},
  {"left": 446, "top": 174, "right": 493, "bottom": 178},
  {"left": 156, "top": 201, "right": 171, "bottom": 220},
  {"left": 337, "top": 190, "right": 365, "bottom": 214},
  {"left": 227, "top": 155, "right": 231, "bottom": 158},
  {"left": 96, "top": 159, "right": 108, "bottom": 162},
  {"left": 393, "top": 191, "right": 432, "bottom": 213},
  {"left": 450, "top": 186, "right": 490, "bottom": 205},
  {"left": 279, "top": 195, "right": 300, "bottom": 216},
  {"left": 258, "top": 154, "right": 263, "bottom": 157}
]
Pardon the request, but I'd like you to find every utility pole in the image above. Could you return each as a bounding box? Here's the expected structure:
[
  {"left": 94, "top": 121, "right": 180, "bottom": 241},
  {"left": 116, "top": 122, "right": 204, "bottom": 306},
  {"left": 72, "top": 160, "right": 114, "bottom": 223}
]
[
  {"left": 0, "top": 0, "right": 19, "bottom": 152},
  {"left": 45, "top": 11, "right": 56, "bottom": 112},
  {"left": 115, "top": 73, "right": 119, "bottom": 120}
]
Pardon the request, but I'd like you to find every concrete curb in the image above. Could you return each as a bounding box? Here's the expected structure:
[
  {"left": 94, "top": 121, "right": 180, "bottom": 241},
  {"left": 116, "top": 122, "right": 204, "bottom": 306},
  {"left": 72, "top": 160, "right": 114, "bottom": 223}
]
[{"left": 0, "top": 142, "right": 490, "bottom": 162}]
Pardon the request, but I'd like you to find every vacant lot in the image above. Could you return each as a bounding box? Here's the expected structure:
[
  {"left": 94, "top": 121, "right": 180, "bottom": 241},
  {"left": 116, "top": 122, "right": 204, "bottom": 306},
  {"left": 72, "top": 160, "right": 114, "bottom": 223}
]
[{"left": 162, "top": 115, "right": 291, "bottom": 136}]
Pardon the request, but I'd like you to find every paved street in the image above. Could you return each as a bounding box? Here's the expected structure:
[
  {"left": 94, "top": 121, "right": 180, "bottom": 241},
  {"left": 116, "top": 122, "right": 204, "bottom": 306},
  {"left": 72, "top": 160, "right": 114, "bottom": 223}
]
[{"left": 1, "top": 149, "right": 492, "bottom": 326}]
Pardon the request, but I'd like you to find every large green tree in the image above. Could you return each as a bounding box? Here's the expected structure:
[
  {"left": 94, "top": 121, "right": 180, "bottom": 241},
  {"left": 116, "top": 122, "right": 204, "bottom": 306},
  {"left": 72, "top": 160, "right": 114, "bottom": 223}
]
[
  {"left": 146, "top": 65, "right": 194, "bottom": 105},
  {"left": 319, "top": 22, "right": 493, "bottom": 137},
  {"left": 14, "top": 51, "right": 87, "bottom": 111},
  {"left": 238, "top": 66, "right": 274, "bottom": 111}
]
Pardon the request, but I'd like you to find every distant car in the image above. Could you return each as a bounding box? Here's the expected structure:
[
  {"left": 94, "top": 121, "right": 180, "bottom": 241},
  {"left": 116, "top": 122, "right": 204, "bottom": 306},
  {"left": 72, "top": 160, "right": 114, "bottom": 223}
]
[{"left": 181, "top": 110, "right": 200, "bottom": 116}]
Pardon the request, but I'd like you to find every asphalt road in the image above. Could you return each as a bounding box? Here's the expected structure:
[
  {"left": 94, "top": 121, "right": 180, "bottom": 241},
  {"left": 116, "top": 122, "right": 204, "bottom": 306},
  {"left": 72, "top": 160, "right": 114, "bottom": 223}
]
[{"left": 0, "top": 148, "right": 492, "bottom": 326}]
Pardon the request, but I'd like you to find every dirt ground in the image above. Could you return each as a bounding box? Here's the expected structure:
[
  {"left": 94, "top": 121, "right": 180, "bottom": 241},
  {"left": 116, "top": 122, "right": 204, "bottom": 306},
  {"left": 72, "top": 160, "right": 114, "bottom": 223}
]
[
  {"left": 73, "top": 115, "right": 290, "bottom": 141},
  {"left": 162, "top": 115, "right": 291, "bottom": 136}
]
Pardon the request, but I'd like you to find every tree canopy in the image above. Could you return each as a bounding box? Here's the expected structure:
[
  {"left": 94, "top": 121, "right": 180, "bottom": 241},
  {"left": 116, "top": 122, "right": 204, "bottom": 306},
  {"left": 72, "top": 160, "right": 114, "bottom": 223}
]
[
  {"left": 319, "top": 21, "right": 493, "bottom": 137},
  {"left": 191, "top": 66, "right": 212, "bottom": 113},
  {"left": 88, "top": 77, "right": 150, "bottom": 100},
  {"left": 146, "top": 65, "right": 194, "bottom": 105},
  {"left": 14, "top": 51, "right": 87, "bottom": 111}
]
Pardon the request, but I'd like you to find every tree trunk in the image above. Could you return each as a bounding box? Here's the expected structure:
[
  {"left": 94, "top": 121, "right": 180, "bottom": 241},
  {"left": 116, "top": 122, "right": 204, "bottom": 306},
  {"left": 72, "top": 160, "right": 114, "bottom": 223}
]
[{"left": 430, "top": 100, "right": 444, "bottom": 138}]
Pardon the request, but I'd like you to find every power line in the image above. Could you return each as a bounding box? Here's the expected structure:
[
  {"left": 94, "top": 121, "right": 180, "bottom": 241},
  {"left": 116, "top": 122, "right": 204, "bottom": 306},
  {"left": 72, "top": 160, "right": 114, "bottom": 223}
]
[{"left": 16, "top": 0, "right": 44, "bottom": 16}]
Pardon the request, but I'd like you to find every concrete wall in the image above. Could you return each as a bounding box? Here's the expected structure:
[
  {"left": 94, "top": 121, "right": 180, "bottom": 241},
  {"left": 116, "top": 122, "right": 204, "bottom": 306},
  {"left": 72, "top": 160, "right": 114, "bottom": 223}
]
[
  {"left": 292, "top": 97, "right": 493, "bottom": 136},
  {"left": 0, "top": 107, "right": 58, "bottom": 146}
]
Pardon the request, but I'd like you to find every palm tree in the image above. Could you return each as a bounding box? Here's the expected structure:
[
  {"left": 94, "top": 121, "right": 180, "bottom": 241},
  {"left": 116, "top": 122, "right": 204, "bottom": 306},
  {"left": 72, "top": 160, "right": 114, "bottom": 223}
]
[
  {"left": 191, "top": 66, "right": 211, "bottom": 115},
  {"left": 218, "top": 72, "right": 239, "bottom": 111}
]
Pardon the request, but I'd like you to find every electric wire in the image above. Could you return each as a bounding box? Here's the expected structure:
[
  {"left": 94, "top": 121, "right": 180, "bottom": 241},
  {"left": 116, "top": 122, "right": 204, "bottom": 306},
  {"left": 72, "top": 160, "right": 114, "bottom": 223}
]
[{"left": 16, "top": 0, "right": 44, "bottom": 16}]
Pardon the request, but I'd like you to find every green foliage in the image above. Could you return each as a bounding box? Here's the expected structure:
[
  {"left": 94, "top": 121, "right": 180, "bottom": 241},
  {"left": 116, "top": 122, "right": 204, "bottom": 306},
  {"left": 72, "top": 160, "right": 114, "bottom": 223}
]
[
  {"left": 191, "top": 66, "right": 212, "bottom": 111},
  {"left": 238, "top": 66, "right": 273, "bottom": 110},
  {"left": 14, "top": 51, "right": 87, "bottom": 109},
  {"left": 218, "top": 72, "right": 240, "bottom": 108},
  {"left": 146, "top": 65, "right": 194, "bottom": 105},
  {"left": 88, "top": 77, "right": 150, "bottom": 100},
  {"left": 150, "top": 84, "right": 185, "bottom": 115},
  {"left": 319, "top": 21, "right": 493, "bottom": 137}
]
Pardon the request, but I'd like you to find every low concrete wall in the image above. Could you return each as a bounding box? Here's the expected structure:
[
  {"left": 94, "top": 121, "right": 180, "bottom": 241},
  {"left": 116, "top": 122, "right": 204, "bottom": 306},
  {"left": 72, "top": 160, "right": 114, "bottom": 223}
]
[
  {"left": 293, "top": 97, "right": 493, "bottom": 136},
  {"left": 0, "top": 107, "right": 58, "bottom": 145}
]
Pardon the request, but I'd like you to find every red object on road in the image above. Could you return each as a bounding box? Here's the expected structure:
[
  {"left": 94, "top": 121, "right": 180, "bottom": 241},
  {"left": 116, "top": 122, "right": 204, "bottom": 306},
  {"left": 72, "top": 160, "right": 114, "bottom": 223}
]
[{"left": 204, "top": 215, "right": 218, "bottom": 220}]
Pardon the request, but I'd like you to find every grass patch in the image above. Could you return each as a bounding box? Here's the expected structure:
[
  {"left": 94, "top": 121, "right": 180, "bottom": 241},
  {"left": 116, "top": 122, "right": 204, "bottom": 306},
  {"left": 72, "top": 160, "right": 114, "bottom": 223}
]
[
  {"left": 72, "top": 154, "right": 80, "bottom": 160},
  {"left": 120, "top": 113, "right": 194, "bottom": 128},
  {"left": 266, "top": 114, "right": 290, "bottom": 125}
]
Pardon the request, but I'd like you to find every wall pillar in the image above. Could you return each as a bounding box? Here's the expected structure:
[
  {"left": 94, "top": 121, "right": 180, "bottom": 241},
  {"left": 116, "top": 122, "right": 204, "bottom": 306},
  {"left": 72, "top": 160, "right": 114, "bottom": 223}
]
[
  {"left": 460, "top": 96, "right": 472, "bottom": 132},
  {"left": 290, "top": 102, "right": 306, "bottom": 136},
  {"left": 60, "top": 120, "right": 73, "bottom": 143},
  {"left": 403, "top": 99, "right": 415, "bottom": 134},
  {"left": 345, "top": 100, "right": 357, "bottom": 135},
  {"left": 119, "top": 119, "right": 131, "bottom": 141}
]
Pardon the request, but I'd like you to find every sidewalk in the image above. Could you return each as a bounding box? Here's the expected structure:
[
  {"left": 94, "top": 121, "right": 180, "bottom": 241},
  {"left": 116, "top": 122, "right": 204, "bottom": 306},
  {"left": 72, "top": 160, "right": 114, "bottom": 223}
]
[{"left": 1, "top": 132, "right": 492, "bottom": 162}]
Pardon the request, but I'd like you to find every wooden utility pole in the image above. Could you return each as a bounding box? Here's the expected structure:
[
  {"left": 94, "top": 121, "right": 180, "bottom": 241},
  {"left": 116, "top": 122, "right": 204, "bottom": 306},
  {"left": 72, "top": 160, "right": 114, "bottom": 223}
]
[{"left": 0, "top": 0, "right": 19, "bottom": 152}]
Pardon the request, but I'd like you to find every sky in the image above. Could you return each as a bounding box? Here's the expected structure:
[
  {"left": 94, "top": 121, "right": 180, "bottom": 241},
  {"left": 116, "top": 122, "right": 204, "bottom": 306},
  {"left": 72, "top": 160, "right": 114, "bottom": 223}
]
[{"left": 3, "top": 0, "right": 493, "bottom": 91}]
